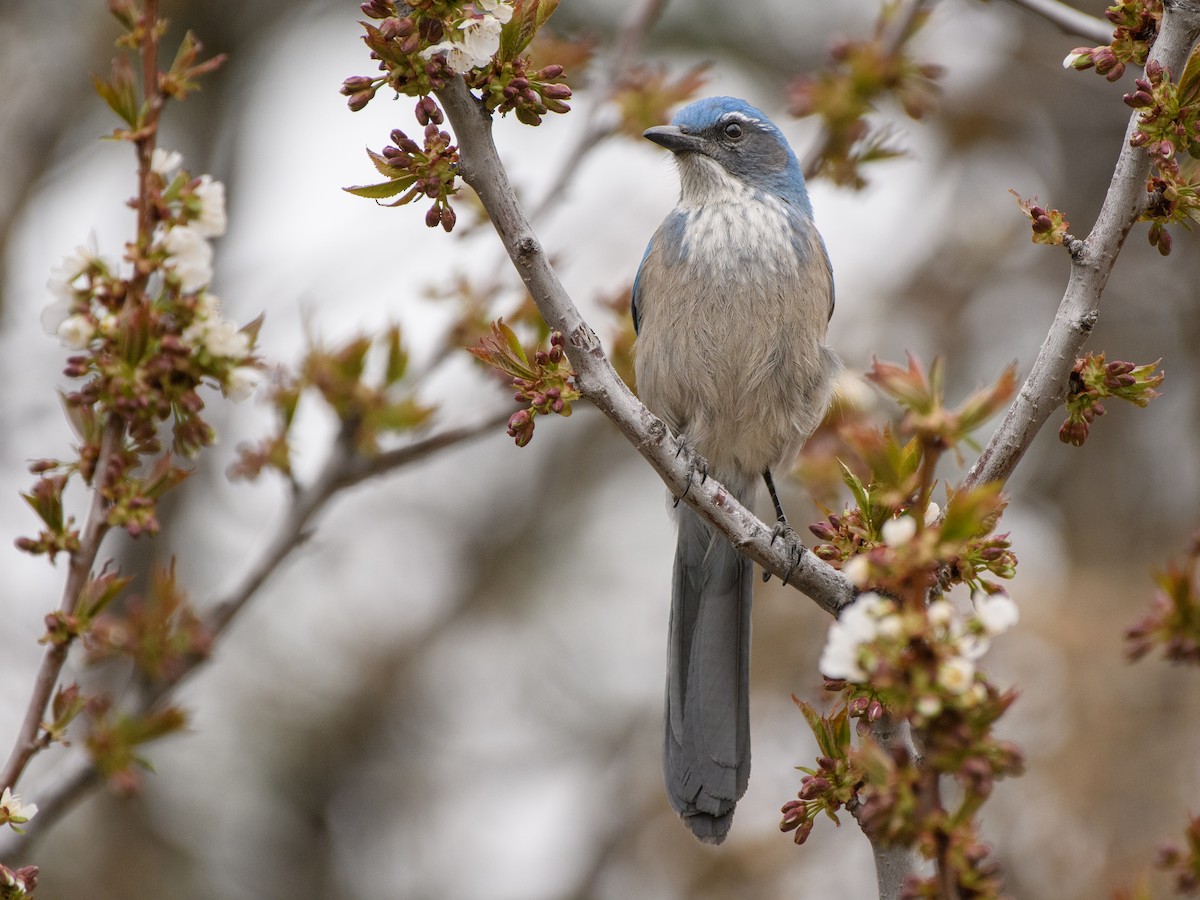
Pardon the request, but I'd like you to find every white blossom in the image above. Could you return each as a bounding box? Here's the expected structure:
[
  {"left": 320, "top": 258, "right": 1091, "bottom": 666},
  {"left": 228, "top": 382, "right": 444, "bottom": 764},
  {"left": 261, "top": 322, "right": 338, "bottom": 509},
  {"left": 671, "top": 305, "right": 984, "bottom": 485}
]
[
  {"left": 957, "top": 632, "right": 990, "bottom": 661},
  {"left": 151, "top": 147, "right": 183, "bottom": 176},
  {"left": 40, "top": 298, "right": 73, "bottom": 336},
  {"left": 162, "top": 225, "right": 214, "bottom": 293},
  {"left": 876, "top": 613, "right": 904, "bottom": 640},
  {"left": 881, "top": 515, "right": 917, "bottom": 547},
  {"left": 818, "top": 592, "right": 890, "bottom": 682},
  {"left": 937, "top": 656, "right": 975, "bottom": 695},
  {"left": 476, "top": 0, "right": 514, "bottom": 23},
  {"left": 1063, "top": 51, "right": 1087, "bottom": 69},
  {"left": 927, "top": 599, "right": 955, "bottom": 628},
  {"left": 56, "top": 315, "right": 94, "bottom": 350},
  {"left": 421, "top": 12, "right": 504, "bottom": 72},
  {"left": 924, "top": 501, "right": 941, "bottom": 525},
  {"left": 203, "top": 320, "right": 251, "bottom": 359},
  {"left": 841, "top": 554, "right": 870, "bottom": 587},
  {"left": 192, "top": 175, "right": 228, "bottom": 238},
  {"left": 973, "top": 590, "right": 1019, "bottom": 636},
  {"left": 459, "top": 15, "right": 503, "bottom": 59},
  {"left": 0, "top": 788, "right": 37, "bottom": 826},
  {"left": 915, "top": 695, "right": 942, "bottom": 718},
  {"left": 46, "top": 239, "right": 110, "bottom": 303},
  {"left": 195, "top": 292, "right": 222, "bottom": 320},
  {"left": 224, "top": 366, "right": 262, "bottom": 403}
]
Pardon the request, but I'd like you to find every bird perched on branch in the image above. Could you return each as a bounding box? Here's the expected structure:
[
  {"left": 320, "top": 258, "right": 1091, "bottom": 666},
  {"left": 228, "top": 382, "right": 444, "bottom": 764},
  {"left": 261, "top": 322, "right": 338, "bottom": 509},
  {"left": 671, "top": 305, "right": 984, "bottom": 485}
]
[{"left": 633, "top": 96, "right": 839, "bottom": 844}]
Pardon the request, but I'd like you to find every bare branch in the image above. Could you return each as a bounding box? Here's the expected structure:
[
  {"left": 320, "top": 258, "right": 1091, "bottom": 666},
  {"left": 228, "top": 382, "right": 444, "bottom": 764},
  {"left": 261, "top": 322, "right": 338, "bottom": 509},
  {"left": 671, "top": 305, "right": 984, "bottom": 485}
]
[
  {"left": 0, "top": 414, "right": 510, "bottom": 850},
  {"left": 207, "top": 412, "right": 510, "bottom": 637},
  {"left": 963, "top": 0, "right": 1200, "bottom": 491},
  {"left": 436, "top": 76, "right": 856, "bottom": 617},
  {"left": 1005, "top": 0, "right": 1113, "bottom": 44}
]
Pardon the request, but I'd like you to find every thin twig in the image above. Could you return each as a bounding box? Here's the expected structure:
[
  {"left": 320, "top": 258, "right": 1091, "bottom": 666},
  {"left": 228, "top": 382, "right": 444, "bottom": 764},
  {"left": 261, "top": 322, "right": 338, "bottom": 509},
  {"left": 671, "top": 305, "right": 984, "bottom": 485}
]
[
  {"left": 527, "top": 0, "right": 670, "bottom": 221},
  {"left": 1005, "top": 0, "right": 1113, "bottom": 44},
  {"left": 436, "top": 77, "right": 856, "bottom": 617},
  {"left": 0, "top": 413, "right": 510, "bottom": 850},
  {"left": 963, "top": 0, "right": 1200, "bottom": 492},
  {"left": 0, "top": 423, "right": 119, "bottom": 792},
  {"left": 207, "top": 412, "right": 510, "bottom": 637}
]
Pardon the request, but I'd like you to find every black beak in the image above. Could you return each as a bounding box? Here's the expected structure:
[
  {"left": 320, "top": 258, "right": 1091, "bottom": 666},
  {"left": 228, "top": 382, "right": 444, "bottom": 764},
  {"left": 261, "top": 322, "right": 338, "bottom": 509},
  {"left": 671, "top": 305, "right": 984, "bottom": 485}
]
[{"left": 643, "top": 125, "right": 706, "bottom": 155}]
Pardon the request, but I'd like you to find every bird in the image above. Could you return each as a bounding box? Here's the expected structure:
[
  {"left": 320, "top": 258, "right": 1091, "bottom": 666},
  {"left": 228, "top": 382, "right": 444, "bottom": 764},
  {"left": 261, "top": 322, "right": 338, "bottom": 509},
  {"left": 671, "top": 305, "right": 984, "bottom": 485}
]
[{"left": 632, "top": 96, "right": 839, "bottom": 844}]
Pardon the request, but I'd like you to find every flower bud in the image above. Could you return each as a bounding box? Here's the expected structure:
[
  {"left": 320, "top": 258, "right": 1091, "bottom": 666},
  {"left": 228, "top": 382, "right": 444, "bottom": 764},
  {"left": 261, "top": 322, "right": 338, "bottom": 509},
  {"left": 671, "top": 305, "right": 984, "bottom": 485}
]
[
  {"left": 360, "top": 0, "right": 393, "bottom": 19},
  {"left": 379, "top": 17, "right": 403, "bottom": 40},
  {"left": 541, "top": 82, "right": 572, "bottom": 100},
  {"left": 538, "top": 64, "right": 564, "bottom": 79},
  {"left": 341, "top": 75, "right": 374, "bottom": 95},
  {"left": 347, "top": 90, "right": 374, "bottom": 112}
]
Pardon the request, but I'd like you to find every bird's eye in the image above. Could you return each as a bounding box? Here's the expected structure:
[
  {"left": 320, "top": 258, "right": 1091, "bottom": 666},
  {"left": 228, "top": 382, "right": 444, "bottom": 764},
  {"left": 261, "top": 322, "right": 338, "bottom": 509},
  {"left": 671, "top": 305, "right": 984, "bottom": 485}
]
[{"left": 723, "top": 121, "right": 743, "bottom": 140}]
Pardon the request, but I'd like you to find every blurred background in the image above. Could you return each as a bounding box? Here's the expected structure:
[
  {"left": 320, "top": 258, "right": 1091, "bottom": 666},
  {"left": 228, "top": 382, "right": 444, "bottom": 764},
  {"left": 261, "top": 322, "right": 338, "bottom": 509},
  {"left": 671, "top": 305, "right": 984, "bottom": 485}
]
[{"left": 1, "top": 0, "right": 1199, "bottom": 897}]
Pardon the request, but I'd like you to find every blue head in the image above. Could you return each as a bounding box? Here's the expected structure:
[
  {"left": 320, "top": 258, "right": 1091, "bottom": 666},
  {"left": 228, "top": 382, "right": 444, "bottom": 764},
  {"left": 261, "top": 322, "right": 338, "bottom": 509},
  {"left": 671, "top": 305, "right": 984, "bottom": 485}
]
[{"left": 644, "top": 97, "right": 810, "bottom": 212}]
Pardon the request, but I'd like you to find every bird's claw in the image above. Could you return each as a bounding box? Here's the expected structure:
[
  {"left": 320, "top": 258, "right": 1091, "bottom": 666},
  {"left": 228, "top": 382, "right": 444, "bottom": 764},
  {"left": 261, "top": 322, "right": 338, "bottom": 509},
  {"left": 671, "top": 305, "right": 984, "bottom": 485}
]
[{"left": 764, "top": 519, "right": 804, "bottom": 586}]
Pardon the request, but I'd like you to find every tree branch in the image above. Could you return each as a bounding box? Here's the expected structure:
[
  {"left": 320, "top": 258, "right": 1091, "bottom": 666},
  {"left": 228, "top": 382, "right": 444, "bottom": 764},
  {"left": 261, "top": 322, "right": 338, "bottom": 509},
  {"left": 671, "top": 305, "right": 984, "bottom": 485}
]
[
  {"left": 1004, "top": 0, "right": 1113, "bottom": 44},
  {"left": 436, "top": 77, "right": 856, "bottom": 617},
  {"left": 963, "top": 0, "right": 1200, "bottom": 492},
  {"left": 0, "top": 413, "right": 509, "bottom": 852}
]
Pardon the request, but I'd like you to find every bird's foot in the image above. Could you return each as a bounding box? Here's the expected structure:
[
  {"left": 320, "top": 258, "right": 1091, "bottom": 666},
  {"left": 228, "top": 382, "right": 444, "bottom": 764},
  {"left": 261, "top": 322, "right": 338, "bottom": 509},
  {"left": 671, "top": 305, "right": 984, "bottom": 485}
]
[
  {"left": 672, "top": 436, "right": 708, "bottom": 507},
  {"left": 765, "top": 519, "right": 805, "bottom": 586}
]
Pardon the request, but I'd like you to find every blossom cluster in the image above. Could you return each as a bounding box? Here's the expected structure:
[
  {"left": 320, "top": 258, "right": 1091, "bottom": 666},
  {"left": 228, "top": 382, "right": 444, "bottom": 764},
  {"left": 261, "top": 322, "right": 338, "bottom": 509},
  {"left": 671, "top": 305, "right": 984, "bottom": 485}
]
[
  {"left": 344, "top": 0, "right": 572, "bottom": 226},
  {"left": 467, "top": 321, "right": 579, "bottom": 447},
  {"left": 819, "top": 590, "right": 1018, "bottom": 712},
  {"left": 1060, "top": 352, "right": 1164, "bottom": 446},
  {"left": 40, "top": 151, "right": 259, "bottom": 412},
  {"left": 1063, "top": 0, "right": 1161, "bottom": 82}
]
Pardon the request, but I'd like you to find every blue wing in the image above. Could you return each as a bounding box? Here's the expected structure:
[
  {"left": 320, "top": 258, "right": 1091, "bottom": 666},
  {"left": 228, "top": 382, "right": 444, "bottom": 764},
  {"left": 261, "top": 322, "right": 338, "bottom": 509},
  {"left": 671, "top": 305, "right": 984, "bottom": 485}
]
[{"left": 631, "top": 236, "right": 654, "bottom": 335}]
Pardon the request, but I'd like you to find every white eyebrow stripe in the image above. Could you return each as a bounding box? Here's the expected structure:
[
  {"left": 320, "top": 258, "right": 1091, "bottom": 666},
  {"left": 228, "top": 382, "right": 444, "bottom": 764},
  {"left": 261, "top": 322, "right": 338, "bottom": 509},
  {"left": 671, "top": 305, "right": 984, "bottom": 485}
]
[{"left": 721, "top": 111, "right": 761, "bottom": 125}]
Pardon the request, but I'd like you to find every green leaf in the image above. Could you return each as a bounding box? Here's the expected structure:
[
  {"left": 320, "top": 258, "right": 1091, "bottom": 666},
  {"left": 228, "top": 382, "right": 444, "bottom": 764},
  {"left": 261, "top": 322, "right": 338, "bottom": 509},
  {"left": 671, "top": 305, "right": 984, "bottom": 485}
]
[
  {"left": 92, "top": 56, "right": 139, "bottom": 127},
  {"left": 384, "top": 326, "right": 408, "bottom": 385},
  {"left": 343, "top": 177, "right": 417, "bottom": 199},
  {"left": 367, "top": 147, "right": 401, "bottom": 178},
  {"left": 372, "top": 397, "right": 434, "bottom": 434},
  {"left": 839, "top": 460, "right": 871, "bottom": 519},
  {"left": 498, "top": 0, "right": 561, "bottom": 62},
  {"left": 497, "top": 319, "right": 530, "bottom": 366},
  {"left": 1179, "top": 44, "right": 1200, "bottom": 99}
]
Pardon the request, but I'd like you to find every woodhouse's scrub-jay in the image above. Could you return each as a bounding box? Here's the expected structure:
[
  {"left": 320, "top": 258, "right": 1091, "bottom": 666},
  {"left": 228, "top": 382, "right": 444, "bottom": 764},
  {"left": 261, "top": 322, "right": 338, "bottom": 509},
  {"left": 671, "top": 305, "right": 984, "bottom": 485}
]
[{"left": 633, "top": 96, "right": 839, "bottom": 844}]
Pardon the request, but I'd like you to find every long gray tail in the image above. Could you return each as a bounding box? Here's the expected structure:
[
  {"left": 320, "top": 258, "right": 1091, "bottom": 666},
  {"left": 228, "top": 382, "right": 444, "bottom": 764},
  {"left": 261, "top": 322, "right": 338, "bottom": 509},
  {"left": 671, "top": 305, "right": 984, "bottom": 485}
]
[{"left": 664, "top": 498, "right": 753, "bottom": 844}]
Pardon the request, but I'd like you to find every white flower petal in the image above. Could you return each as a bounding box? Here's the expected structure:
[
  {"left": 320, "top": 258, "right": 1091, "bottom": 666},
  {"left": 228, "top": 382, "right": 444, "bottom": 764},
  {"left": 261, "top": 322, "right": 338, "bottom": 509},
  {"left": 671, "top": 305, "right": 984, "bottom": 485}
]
[
  {"left": 842, "top": 554, "right": 870, "bottom": 587},
  {"left": 162, "top": 226, "right": 214, "bottom": 293},
  {"left": 973, "top": 590, "right": 1019, "bottom": 636},
  {"left": 192, "top": 175, "right": 227, "bottom": 238},
  {"left": 224, "top": 366, "right": 262, "bottom": 403},
  {"left": 881, "top": 515, "right": 917, "bottom": 547},
  {"left": 937, "top": 656, "right": 975, "bottom": 694},
  {"left": 151, "top": 147, "right": 183, "bottom": 176},
  {"left": 927, "top": 599, "right": 955, "bottom": 628},
  {"left": 57, "top": 315, "right": 94, "bottom": 350},
  {"left": 40, "top": 298, "right": 73, "bottom": 336}
]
